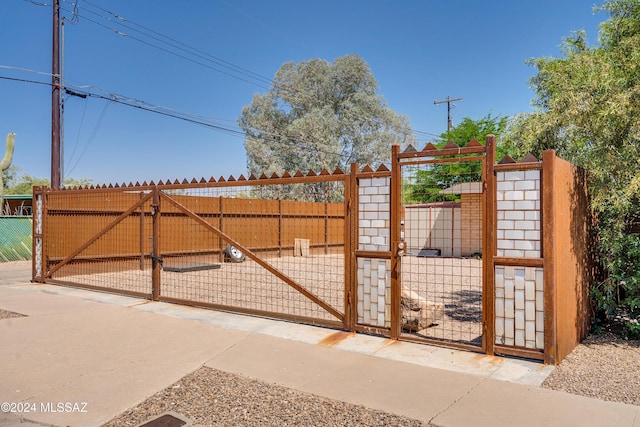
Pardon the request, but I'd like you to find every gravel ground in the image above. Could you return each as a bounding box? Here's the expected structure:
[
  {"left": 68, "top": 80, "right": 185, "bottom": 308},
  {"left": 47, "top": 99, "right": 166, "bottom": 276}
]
[
  {"left": 103, "top": 331, "right": 640, "bottom": 427},
  {"left": 102, "top": 333, "right": 640, "bottom": 427},
  {"left": 541, "top": 332, "right": 640, "bottom": 405},
  {"left": 103, "top": 367, "right": 428, "bottom": 427},
  {"left": 58, "top": 253, "right": 346, "bottom": 322},
  {"left": 60, "top": 255, "right": 484, "bottom": 344}
]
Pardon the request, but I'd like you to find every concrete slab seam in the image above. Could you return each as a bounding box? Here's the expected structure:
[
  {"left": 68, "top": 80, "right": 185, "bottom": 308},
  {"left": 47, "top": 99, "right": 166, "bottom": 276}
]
[
  {"left": 427, "top": 377, "right": 488, "bottom": 426},
  {"left": 203, "top": 332, "right": 256, "bottom": 368}
]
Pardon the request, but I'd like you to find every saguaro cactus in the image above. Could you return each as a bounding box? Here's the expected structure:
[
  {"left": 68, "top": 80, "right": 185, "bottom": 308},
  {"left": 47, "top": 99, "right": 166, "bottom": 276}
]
[{"left": 0, "top": 133, "right": 16, "bottom": 214}]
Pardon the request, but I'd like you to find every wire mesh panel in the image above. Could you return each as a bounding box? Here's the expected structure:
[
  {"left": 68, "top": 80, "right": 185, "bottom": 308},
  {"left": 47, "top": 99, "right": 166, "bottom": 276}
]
[
  {"left": 42, "top": 188, "right": 154, "bottom": 297},
  {"left": 157, "top": 179, "right": 347, "bottom": 326},
  {"left": 35, "top": 172, "right": 348, "bottom": 327},
  {"left": 399, "top": 157, "right": 484, "bottom": 347}
]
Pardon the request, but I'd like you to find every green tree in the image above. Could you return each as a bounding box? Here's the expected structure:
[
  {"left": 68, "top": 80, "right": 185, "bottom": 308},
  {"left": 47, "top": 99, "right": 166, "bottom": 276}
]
[
  {"left": 441, "top": 113, "right": 508, "bottom": 153},
  {"left": 405, "top": 114, "right": 508, "bottom": 204},
  {"left": 1, "top": 165, "right": 21, "bottom": 192},
  {"left": 3, "top": 167, "right": 92, "bottom": 194},
  {"left": 239, "top": 54, "right": 416, "bottom": 177},
  {"left": 504, "top": 0, "right": 640, "bottom": 334}
]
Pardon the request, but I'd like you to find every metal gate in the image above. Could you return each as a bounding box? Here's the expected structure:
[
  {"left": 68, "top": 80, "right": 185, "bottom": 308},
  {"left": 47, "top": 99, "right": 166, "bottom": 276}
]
[
  {"left": 33, "top": 187, "right": 155, "bottom": 298},
  {"left": 154, "top": 183, "right": 348, "bottom": 329},
  {"left": 392, "top": 139, "right": 494, "bottom": 351},
  {"left": 33, "top": 172, "right": 350, "bottom": 330},
  {"left": 33, "top": 141, "right": 596, "bottom": 364}
]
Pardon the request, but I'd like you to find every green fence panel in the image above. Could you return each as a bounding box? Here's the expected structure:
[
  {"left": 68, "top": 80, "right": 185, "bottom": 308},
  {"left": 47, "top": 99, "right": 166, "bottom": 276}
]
[{"left": 0, "top": 217, "right": 32, "bottom": 262}]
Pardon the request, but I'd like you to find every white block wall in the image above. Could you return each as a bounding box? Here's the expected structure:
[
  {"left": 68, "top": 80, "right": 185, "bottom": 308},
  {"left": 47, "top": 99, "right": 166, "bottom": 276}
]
[
  {"left": 496, "top": 170, "right": 541, "bottom": 258},
  {"left": 404, "top": 205, "right": 461, "bottom": 257}
]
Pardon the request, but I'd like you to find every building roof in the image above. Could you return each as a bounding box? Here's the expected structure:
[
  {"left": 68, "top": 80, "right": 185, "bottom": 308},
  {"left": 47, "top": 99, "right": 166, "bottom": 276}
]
[{"left": 2, "top": 195, "right": 32, "bottom": 199}]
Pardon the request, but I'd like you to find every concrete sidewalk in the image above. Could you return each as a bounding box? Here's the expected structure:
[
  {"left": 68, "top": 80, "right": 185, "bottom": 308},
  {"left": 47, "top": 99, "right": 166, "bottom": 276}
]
[{"left": 0, "top": 270, "right": 638, "bottom": 426}]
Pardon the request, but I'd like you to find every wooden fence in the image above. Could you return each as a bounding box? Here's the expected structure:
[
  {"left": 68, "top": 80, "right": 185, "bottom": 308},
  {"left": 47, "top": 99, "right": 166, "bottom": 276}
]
[{"left": 42, "top": 191, "right": 344, "bottom": 264}]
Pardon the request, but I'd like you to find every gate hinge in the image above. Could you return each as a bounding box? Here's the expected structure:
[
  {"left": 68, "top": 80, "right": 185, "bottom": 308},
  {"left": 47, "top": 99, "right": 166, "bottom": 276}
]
[{"left": 150, "top": 253, "right": 163, "bottom": 267}]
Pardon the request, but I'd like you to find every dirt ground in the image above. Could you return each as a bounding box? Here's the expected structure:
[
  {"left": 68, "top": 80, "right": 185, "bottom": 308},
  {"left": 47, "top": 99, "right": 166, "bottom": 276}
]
[
  {"left": 49, "top": 253, "right": 483, "bottom": 345},
  {"left": 401, "top": 256, "right": 482, "bottom": 345}
]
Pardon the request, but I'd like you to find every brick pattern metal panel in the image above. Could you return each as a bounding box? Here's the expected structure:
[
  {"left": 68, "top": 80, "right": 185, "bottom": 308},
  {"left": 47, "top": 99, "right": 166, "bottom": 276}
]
[
  {"left": 357, "top": 176, "right": 392, "bottom": 328},
  {"left": 495, "top": 265, "right": 544, "bottom": 349},
  {"left": 357, "top": 257, "right": 391, "bottom": 328},
  {"left": 496, "top": 170, "right": 541, "bottom": 258},
  {"left": 358, "top": 177, "right": 390, "bottom": 252}
]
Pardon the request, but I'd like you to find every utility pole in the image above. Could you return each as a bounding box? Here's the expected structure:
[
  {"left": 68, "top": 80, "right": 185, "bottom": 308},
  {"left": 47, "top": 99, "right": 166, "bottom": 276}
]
[
  {"left": 434, "top": 96, "right": 463, "bottom": 131},
  {"left": 51, "top": 0, "right": 61, "bottom": 189}
]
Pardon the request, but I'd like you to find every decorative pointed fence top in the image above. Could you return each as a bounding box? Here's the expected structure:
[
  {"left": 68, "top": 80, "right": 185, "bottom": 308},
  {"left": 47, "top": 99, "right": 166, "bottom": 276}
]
[
  {"left": 49, "top": 165, "right": 386, "bottom": 191},
  {"left": 498, "top": 153, "right": 540, "bottom": 164},
  {"left": 400, "top": 139, "right": 487, "bottom": 158}
]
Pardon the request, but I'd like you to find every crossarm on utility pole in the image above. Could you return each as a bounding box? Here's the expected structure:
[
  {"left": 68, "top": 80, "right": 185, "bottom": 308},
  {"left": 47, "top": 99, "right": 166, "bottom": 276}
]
[{"left": 434, "top": 96, "right": 463, "bottom": 131}]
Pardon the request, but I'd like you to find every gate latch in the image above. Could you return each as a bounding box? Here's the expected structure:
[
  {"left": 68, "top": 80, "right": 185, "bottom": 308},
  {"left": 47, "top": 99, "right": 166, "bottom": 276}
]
[{"left": 397, "top": 242, "right": 405, "bottom": 257}]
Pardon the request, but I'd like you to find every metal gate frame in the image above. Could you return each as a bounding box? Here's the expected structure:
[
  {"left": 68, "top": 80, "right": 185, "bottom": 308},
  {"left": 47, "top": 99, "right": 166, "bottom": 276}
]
[
  {"left": 32, "top": 139, "right": 596, "bottom": 364},
  {"left": 155, "top": 188, "right": 347, "bottom": 328},
  {"left": 33, "top": 171, "right": 353, "bottom": 330},
  {"left": 390, "top": 137, "right": 497, "bottom": 354},
  {"left": 32, "top": 187, "right": 155, "bottom": 299}
]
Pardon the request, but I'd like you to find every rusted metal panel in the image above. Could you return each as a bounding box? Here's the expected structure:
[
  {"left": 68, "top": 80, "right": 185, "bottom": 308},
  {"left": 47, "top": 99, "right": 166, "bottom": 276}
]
[
  {"left": 542, "top": 151, "right": 558, "bottom": 365},
  {"left": 390, "top": 145, "right": 402, "bottom": 340},
  {"left": 344, "top": 163, "right": 358, "bottom": 331},
  {"left": 483, "top": 135, "right": 496, "bottom": 356},
  {"left": 42, "top": 193, "right": 344, "bottom": 262},
  {"left": 548, "top": 153, "right": 592, "bottom": 363},
  {"left": 35, "top": 171, "right": 351, "bottom": 329},
  {"left": 494, "top": 344, "right": 544, "bottom": 361}
]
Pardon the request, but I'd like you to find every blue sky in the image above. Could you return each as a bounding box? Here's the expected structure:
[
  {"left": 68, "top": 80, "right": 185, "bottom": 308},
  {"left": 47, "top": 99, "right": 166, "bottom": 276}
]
[{"left": 1, "top": 0, "right": 605, "bottom": 185}]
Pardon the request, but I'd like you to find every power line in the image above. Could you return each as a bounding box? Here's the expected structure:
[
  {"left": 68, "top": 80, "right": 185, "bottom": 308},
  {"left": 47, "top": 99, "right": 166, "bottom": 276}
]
[
  {"left": 58, "top": 1, "right": 436, "bottom": 142},
  {"left": 66, "top": 93, "right": 89, "bottom": 172},
  {"left": 0, "top": 73, "right": 245, "bottom": 137},
  {"left": 2, "top": 71, "right": 449, "bottom": 180},
  {"left": 78, "top": 0, "right": 272, "bottom": 85},
  {"left": 1, "top": 70, "right": 442, "bottom": 167},
  {"left": 64, "top": 99, "right": 110, "bottom": 176},
  {"left": 21, "top": 0, "right": 443, "bottom": 145},
  {"left": 58, "top": 1, "right": 272, "bottom": 89},
  {"left": 0, "top": 75, "right": 52, "bottom": 86},
  {"left": 22, "top": 0, "right": 49, "bottom": 6}
]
